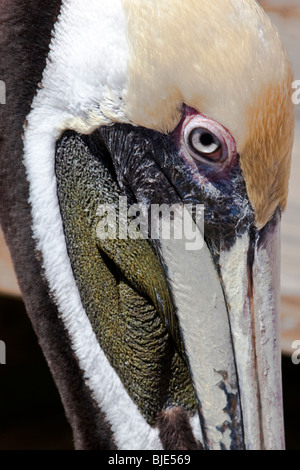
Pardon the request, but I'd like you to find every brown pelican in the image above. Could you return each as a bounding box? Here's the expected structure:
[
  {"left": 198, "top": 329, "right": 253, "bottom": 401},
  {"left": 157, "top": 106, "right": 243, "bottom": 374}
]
[{"left": 0, "top": 0, "right": 294, "bottom": 450}]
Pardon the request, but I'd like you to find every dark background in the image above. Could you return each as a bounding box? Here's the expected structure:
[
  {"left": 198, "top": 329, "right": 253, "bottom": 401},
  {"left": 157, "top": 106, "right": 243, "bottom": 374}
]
[{"left": 0, "top": 296, "right": 73, "bottom": 450}]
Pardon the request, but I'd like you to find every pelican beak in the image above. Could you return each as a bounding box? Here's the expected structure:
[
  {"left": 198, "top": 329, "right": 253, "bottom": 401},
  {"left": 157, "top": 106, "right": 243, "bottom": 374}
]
[
  {"left": 55, "top": 122, "right": 285, "bottom": 450},
  {"left": 154, "top": 209, "right": 283, "bottom": 451},
  {"left": 219, "top": 211, "right": 284, "bottom": 450}
]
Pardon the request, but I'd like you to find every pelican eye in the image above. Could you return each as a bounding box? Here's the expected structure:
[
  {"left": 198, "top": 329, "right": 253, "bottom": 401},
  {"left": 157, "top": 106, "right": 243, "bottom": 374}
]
[
  {"left": 183, "top": 113, "right": 232, "bottom": 165},
  {"left": 188, "top": 128, "right": 222, "bottom": 161}
]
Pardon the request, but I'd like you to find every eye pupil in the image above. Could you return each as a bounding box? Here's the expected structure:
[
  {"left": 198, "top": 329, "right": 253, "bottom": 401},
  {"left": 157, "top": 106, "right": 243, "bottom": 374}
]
[
  {"left": 188, "top": 128, "right": 221, "bottom": 160},
  {"left": 199, "top": 132, "right": 214, "bottom": 147}
]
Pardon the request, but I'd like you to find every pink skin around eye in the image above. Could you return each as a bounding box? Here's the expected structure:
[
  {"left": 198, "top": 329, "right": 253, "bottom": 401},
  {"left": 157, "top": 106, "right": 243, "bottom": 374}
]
[{"left": 172, "top": 106, "right": 238, "bottom": 179}]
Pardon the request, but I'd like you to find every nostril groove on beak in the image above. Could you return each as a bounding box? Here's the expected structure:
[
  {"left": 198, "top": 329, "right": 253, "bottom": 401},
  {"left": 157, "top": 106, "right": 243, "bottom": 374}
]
[{"left": 247, "top": 229, "right": 265, "bottom": 450}]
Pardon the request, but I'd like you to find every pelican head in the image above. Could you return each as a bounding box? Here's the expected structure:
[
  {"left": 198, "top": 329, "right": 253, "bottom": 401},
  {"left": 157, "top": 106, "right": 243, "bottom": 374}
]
[{"left": 0, "top": 0, "right": 294, "bottom": 450}]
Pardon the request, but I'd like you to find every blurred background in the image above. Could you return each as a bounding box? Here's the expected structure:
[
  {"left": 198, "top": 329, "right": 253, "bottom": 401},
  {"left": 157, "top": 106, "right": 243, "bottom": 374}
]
[{"left": 0, "top": 0, "right": 299, "bottom": 450}]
